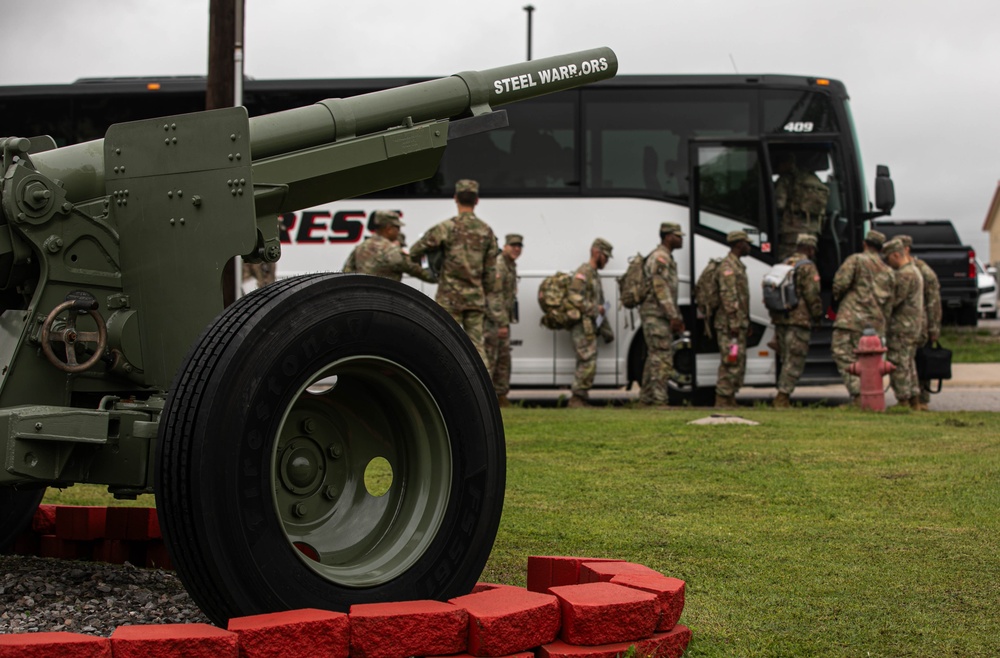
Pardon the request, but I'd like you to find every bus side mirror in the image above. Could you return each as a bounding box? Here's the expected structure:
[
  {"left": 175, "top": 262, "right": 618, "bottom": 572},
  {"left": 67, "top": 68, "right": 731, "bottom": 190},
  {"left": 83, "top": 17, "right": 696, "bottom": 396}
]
[{"left": 875, "top": 164, "right": 895, "bottom": 214}]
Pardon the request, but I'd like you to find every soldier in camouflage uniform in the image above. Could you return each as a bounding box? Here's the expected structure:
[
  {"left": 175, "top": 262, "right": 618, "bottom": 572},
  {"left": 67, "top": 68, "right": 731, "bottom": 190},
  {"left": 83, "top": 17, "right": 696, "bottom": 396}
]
[
  {"left": 566, "top": 238, "right": 615, "bottom": 408},
  {"left": 343, "top": 211, "right": 436, "bottom": 283},
  {"left": 639, "top": 222, "right": 685, "bottom": 406},
  {"left": 712, "top": 230, "right": 752, "bottom": 408},
  {"left": 883, "top": 238, "right": 926, "bottom": 409},
  {"left": 831, "top": 230, "right": 895, "bottom": 405},
  {"left": 897, "top": 235, "right": 942, "bottom": 410},
  {"left": 410, "top": 180, "right": 498, "bottom": 366},
  {"left": 771, "top": 233, "right": 823, "bottom": 408},
  {"left": 773, "top": 153, "right": 831, "bottom": 260},
  {"left": 485, "top": 234, "right": 523, "bottom": 407}
]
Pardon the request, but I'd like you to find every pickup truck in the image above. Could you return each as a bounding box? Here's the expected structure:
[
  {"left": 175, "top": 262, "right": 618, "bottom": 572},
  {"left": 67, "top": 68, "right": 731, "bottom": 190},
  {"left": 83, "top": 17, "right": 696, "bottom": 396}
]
[{"left": 873, "top": 219, "right": 979, "bottom": 325}]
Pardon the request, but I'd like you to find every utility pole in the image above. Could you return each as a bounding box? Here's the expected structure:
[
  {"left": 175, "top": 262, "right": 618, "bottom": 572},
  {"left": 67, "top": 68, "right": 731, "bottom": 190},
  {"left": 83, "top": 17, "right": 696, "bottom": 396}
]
[
  {"left": 207, "top": 0, "right": 245, "bottom": 306},
  {"left": 207, "top": 0, "right": 239, "bottom": 112},
  {"left": 523, "top": 5, "right": 535, "bottom": 61}
]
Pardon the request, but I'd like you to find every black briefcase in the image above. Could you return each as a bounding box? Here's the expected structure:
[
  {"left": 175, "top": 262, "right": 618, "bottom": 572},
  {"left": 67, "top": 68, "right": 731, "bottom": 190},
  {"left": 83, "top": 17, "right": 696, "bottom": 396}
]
[{"left": 916, "top": 340, "right": 952, "bottom": 393}]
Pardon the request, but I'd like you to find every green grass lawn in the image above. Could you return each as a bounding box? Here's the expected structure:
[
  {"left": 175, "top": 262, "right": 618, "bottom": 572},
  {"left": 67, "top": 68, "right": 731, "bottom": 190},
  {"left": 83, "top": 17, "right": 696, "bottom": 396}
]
[
  {"left": 940, "top": 324, "right": 1000, "bottom": 362},
  {"left": 43, "top": 406, "right": 1000, "bottom": 656},
  {"left": 487, "top": 407, "right": 1000, "bottom": 657}
]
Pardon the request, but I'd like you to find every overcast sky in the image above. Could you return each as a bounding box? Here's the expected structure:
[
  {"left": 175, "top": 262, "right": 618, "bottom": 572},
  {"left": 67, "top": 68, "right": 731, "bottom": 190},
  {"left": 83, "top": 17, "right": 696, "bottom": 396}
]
[{"left": 3, "top": 0, "right": 998, "bottom": 260}]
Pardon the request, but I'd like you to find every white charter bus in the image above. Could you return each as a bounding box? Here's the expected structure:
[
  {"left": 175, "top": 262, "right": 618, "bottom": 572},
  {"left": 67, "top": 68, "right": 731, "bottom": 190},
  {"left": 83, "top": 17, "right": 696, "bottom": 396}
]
[{"left": 0, "top": 73, "right": 894, "bottom": 403}]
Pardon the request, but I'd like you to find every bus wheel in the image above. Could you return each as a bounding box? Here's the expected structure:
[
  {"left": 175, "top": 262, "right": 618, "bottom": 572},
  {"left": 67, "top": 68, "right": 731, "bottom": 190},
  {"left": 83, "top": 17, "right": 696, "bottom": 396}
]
[
  {"left": 0, "top": 486, "right": 45, "bottom": 550},
  {"left": 155, "top": 273, "right": 506, "bottom": 626},
  {"left": 667, "top": 386, "right": 715, "bottom": 407},
  {"left": 626, "top": 331, "right": 648, "bottom": 388},
  {"left": 666, "top": 337, "right": 713, "bottom": 406}
]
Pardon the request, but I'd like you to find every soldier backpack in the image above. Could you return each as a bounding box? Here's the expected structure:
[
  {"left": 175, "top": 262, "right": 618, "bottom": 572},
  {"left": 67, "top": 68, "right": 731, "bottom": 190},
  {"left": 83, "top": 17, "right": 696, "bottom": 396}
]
[
  {"left": 618, "top": 252, "right": 651, "bottom": 309},
  {"left": 537, "top": 272, "right": 581, "bottom": 330},
  {"left": 762, "top": 258, "right": 812, "bottom": 312},
  {"left": 694, "top": 258, "right": 724, "bottom": 329}
]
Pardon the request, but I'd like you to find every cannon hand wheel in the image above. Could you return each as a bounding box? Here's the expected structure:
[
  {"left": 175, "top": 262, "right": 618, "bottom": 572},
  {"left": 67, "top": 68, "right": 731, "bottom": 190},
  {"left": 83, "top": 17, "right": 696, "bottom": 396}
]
[{"left": 40, "top": 299, "right": 108, "bottom": 373}]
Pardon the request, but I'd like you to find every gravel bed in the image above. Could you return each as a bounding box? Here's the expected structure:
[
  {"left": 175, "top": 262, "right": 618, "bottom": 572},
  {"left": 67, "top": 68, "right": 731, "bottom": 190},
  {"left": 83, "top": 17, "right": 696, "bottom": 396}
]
[{"left": 0, "top": 554, "right": 210, "bottom": 636}]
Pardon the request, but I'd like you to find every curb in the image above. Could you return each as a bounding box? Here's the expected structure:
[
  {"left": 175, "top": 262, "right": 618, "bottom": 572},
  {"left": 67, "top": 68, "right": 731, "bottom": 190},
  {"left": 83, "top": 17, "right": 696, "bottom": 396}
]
[{"left": 1, "top": 507, "right": 692, "bottom": 658}]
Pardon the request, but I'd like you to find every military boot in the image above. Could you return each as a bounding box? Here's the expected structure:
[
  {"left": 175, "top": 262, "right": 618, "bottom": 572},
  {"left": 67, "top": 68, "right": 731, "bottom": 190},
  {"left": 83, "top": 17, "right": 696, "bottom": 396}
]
[
  {"left": 910, "top": 398, "right": 929, "bottom": 411},
  {"left": 714, "top": 393, "right": 737, "bottom": 409},
  {"left": 893, "top": 398, "right": 912, "bottom": 410},
  {"left": 567, "top": 394, "right": 589, "bottom": 408},
  {"left": 497, "top": 394, "right": 511, "bottom": 408},
  {"left": 772, "top": 392, "right": 791, "bottom": 408}
]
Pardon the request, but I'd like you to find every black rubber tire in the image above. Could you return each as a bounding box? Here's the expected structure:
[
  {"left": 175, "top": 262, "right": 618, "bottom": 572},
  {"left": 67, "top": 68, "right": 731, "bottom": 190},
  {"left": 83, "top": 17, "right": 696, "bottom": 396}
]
[
  {"left": 626, "top": 331, "right": 648, "bottom": 388},
  {"left": 0, "top": 486, "right": 46, "bottom": 550},
  {"left": 958, "top": 303, "right": 978, "bottom": 327},
  {"left": 155, "top": 273, "right": 505, "bottom": 625},
  {"left": 667, "top": 385, "right": 715, "bottom": 407}
]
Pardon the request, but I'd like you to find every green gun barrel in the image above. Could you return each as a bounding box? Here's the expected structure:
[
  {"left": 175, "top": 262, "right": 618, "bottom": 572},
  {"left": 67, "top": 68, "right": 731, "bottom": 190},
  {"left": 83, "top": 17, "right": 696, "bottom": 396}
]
[
  {"left": 30, "top": 47, "right": 617, "bottom": 203},
  {"left": 250, "top": 46, "right": 617, "bottom": 158}
]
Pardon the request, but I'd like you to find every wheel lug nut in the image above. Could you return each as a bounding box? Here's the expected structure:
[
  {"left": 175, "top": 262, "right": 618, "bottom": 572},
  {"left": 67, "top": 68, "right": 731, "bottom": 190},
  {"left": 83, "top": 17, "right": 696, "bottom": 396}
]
[
  {"left": 323, "top": 485, "right": 338, "bottom": 500},
  {"left": 293, "top": 503, "right": 308, "bottom": 518},
  {"left": 302, "top": 418, "right": 315, "bottom": 434},
  {"left": 327, "top": 444, "right": 342, "bottom": 459}
]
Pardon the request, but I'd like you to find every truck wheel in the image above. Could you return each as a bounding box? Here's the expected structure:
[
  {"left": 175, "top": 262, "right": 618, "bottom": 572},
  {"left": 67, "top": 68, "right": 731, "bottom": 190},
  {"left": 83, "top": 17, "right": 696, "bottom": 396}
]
[
  {"left": 959, "top": 304, "right": 978, "bottom": 327},
  {"left": 0, "top": 486, "right": 45, "bottom": 550},
  {"left": 155, "top": 273, "right": 505, "bottom": 625}
]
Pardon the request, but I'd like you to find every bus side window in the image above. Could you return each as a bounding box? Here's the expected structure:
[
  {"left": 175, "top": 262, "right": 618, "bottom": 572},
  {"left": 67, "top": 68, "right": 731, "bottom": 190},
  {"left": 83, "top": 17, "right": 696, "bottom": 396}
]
[{"left": 643, "top": 146, "right": 661, "bottom": 192}]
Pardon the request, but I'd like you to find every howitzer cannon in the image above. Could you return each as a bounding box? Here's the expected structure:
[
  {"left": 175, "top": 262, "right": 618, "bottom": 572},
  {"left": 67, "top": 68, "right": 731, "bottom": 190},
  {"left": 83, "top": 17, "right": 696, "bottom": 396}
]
[{"left": 0, "top": 48, "right": 617, "bottom": 624}]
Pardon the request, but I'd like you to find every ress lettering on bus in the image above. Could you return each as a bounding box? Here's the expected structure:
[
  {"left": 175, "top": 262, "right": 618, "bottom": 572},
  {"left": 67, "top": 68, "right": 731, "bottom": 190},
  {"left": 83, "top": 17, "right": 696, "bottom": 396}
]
[{"left": 282, "top": 210, "right": 366, "bottom": 244}]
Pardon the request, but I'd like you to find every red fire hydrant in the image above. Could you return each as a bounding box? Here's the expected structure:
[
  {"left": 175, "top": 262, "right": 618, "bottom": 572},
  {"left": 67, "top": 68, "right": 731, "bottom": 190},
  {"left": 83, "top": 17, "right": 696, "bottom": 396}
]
[{"left": 848, "top": 329, "right": 896, "bottom": 411}]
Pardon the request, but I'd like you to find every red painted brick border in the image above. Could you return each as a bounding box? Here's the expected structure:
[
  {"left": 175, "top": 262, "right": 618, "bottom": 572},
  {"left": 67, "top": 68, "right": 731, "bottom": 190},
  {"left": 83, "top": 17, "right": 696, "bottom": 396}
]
[{"left": 2, "top": 508, "right": 692, "bottom": 656}]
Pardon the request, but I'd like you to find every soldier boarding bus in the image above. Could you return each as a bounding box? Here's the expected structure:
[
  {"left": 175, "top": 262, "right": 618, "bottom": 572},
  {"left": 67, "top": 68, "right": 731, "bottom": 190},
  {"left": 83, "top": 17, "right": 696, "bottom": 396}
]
[{"left": 0, "top": 74, "right": 894, "bottom": 404}]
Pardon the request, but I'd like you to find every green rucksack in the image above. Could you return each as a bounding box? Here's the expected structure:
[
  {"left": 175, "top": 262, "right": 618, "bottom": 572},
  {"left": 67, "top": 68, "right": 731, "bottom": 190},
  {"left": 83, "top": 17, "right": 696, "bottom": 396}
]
[
  {"left": 618, "top": 252, "right": 651, "bottom": 309},
  {"left": 537, "top": 272, "right": 581, "bottom": 330},
  {"left": 694, "top": 258, "right": 724, "bottom": 335}
]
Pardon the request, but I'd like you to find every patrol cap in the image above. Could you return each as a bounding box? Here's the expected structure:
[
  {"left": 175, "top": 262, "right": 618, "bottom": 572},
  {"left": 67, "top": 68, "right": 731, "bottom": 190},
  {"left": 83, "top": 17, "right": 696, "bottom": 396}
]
[
  {"left": 882, "top": 238, "right": 905, "bottom": 256},
  {"left": 796, "top": 233, "right": 818, "bottom": 248},
  {"left": 896, "top": 234, "right": 913, "bottom": 248},
  {"left": 373, "top": 210, "right": 403, "bottom": 228},
  {"left": 726, "top": 230, "right": 751, "bottom": 244},
  {"left": 592, "top": 237, "right": 614, "bottom": 258},
  {"left": 455, "top": 179, "right": 480, "bottom": 195},
  {"left": 659, "top": 222, "right": 685, "bottom": 236},
  {"left": 864, "top": 230, "right": 886, "bottom": 248},
  {"left": 505, "top": 233, "right": 524, "bottom": 246}
]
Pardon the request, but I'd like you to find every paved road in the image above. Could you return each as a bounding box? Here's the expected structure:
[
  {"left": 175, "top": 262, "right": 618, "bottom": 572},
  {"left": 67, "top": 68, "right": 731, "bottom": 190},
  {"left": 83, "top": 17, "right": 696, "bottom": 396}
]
[
  {"left": 512, "top": 320, "right": 999, "bottom": 411},
  {"left": 509, "top": 363, "right": 1000, "bottom": 411}
]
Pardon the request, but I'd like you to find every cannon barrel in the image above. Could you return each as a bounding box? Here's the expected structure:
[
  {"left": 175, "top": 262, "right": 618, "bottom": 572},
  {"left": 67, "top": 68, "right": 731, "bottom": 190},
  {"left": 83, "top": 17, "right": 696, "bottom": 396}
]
[{"left": 29, "top": 47, "right": 617, "bottom": 202}]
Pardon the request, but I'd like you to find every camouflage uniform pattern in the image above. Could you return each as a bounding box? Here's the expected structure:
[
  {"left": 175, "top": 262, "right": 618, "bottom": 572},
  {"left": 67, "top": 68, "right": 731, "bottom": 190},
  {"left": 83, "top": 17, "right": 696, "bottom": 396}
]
[
  {"left": 830, "top": 250, "right": 895, "bottom": 396},
  {"left": 346, "top": 234, "right": 435, "bottom": 283},
  {"left": 242, "top": 262, "right": 276, "bottom": 288},
  {"left": 770, "top": 253, "right": 822, "bottom": 394},
  {"left": 886, "top": 260, "right": 925, "bottom": 402},
  {"left": 776, "top": 171, "right": 830, "bottom": 259},
  {"left": 913, "top": 256, "right": 942, "bottom": 403},
  {"left": 410, "top": 211, "right": 498, "bottom": 365},
  {"left": 639, "top": 244, "right": 681, "bottom": 404},
  {"left": 713, "top": 252, "right": 750, "bottom": 397},
  {"left": 567, "top": 262, "right": 613, "bottom": 396},
  {"left": 485, "top": 251, "right": 518, "bottom": 396}
]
